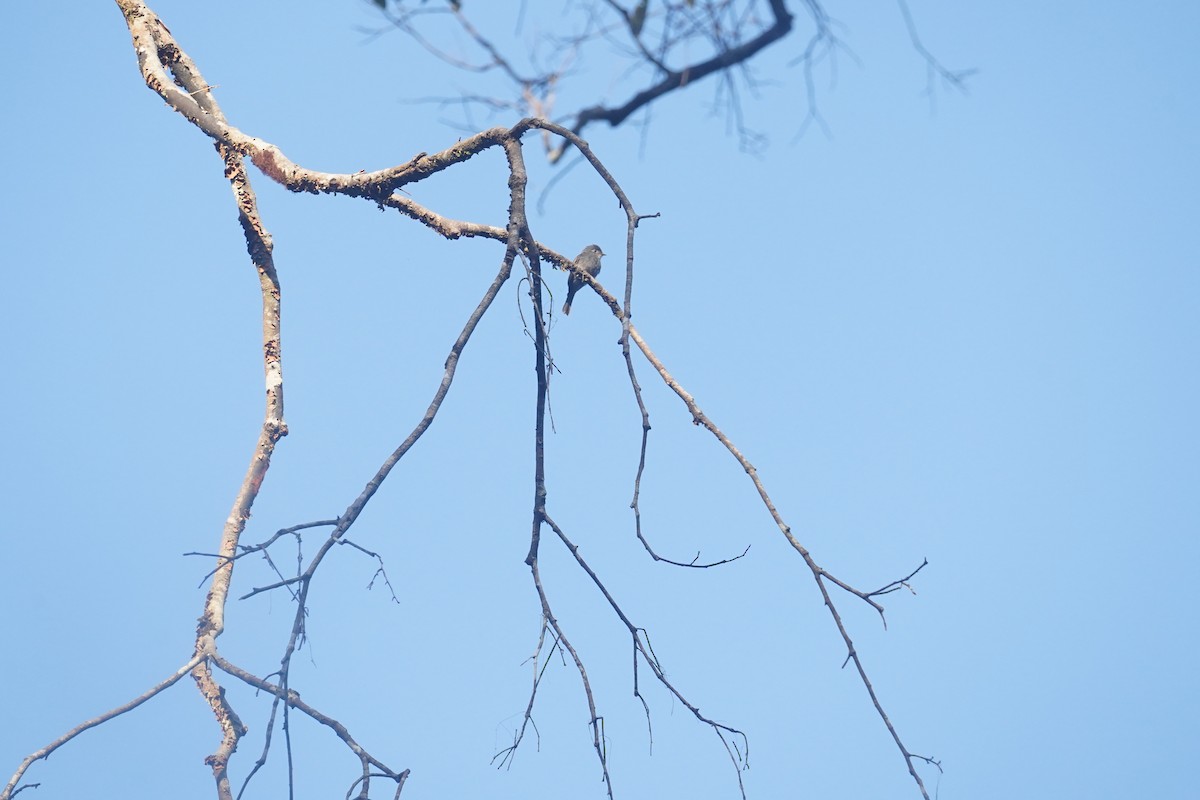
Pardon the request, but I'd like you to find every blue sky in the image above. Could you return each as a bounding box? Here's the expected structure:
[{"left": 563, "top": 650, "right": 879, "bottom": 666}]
[{"left": 2, "top": 2, "right": 1197, "bottom": 799}]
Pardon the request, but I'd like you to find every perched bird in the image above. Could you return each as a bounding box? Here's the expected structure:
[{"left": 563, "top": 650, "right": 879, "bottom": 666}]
[{"left": 562, "top": 244, "right": 604, "bottom": 315}]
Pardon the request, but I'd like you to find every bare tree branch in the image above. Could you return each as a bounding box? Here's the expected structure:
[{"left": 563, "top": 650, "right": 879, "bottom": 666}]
[{"left": 5, "top": 4, "right": 940, "bottom": 798}]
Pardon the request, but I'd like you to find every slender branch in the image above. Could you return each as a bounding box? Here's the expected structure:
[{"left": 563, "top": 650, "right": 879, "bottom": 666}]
[
  {"left": 234, "top": 237, "right": 518, "bottom": 797},
  {"left": 1, "top": 656, "right": 205, "bottom": 800},
  {"left": 581, "top": 278, "right": 934, "bottom": 797},
  {"left": 492, "top": 624, "right": 559, "bottom": 768}
]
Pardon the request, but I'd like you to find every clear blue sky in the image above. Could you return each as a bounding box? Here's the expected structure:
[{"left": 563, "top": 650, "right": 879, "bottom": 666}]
[{"left": 2, "top": 2, "right": 1197, "bottom": 799}]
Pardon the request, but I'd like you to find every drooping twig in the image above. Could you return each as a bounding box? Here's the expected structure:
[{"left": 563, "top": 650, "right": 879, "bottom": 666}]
[{"left": 505, "top": 130, "right": 616, "bottom": 797}]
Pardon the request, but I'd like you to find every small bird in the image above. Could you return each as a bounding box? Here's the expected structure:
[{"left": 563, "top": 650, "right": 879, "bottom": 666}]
[{"left": 562, "top": 244, "right": 604, "bottom": 315}]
